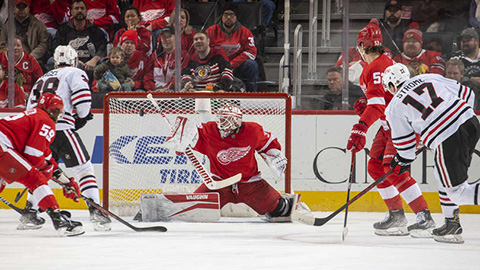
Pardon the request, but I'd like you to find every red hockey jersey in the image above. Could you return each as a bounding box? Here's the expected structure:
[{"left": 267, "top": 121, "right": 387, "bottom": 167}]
[
  {"left": 359, "top": 53, "right": 394, "bottom": 128},
  {"left": 192, "top": 121, "right": 281, "bottom": 183},
  {"left": 394, "top": 49, "right": 446, "bottom": 76},
  {"left": 0, "top": 81, "right": 26, "bottom": 108},
  {"left": 0, "top": 108, "right": 56, "bottom": 168},
  {"left": 144, "top": 49, "right": 188, "bottom": 91},
  {"left": 128, "top": 50, "right": 148, "bottom": 90},
  {"left": 206, "top": 23, "right": 257, "bottom": 70},
  {"left": 85, "top": 0, "right": 121, "bottom": 35},
  {"left": 31, "top": 0, "right": 70, "bottom": 29},
  {"left": 133, "top": 0, "right": 174, "bottom": 31},
  {"left": 0, "top": 51, "right": 43, "bottom": 96},
  {"left": 113, "top": 27, "right": 152, "bottom": 56}
]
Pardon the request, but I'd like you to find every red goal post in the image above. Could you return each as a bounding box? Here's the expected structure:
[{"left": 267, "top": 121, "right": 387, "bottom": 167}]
[{"left": 103, "top": 92, "right": 292, "bottom": 215}]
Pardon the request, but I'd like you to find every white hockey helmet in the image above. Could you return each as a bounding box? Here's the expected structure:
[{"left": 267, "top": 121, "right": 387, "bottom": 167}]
[
  {"left": 382, "top": 63, "right": 411, "bottom": 94},
  {"left": 54, "top": 45, "right": 78, "bottom": 68},
  {"left": 216, "top": 103, "right": 242, "bottom": 138}
]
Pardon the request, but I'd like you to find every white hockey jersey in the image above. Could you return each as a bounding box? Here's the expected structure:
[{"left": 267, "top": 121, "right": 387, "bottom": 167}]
[
  {"left": 386, "top": 74, "right": 476, "bottom": 160},
  {"left": 26, "top": 67, "right": 92, "bottom": 131}
]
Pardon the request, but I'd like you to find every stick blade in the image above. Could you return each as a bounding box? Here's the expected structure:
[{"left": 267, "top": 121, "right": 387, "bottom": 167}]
[
  {"left": 208, "top": 173, "right": 242, "bottom": 190},
  {"left": 342, "top": 227, "right": 349, "bottom": 241},
  {"left": 135, "top": 225, "right": 168, "bottom": 232}
]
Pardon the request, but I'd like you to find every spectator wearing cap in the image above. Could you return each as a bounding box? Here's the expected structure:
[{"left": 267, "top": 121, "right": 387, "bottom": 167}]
[
  {"left": 206, "top": 3, "right": 259, "bottom": 92},
  {"left": 380, "top": 0, "right": 411, "bottom": 55},
  {"left": 119, "top": 30, "right": 148, "bottom": 91},
  {"left": 393, "top": 23, "right": 445, "bottom": 75},
  {"left": 113, "top": 6, "right": 152, "bottom": 56},
  {"left": 93, "top": 46, "right": 134, "bottom": 92},
  {"left": 30, "top": 0, "right": 70, "bottom": 39},
  {"left": 0, "top": 0, "right": 50, "bottom": 65},
  {"left": 144, "top": 26, "right": 189, "bottom": 92}
]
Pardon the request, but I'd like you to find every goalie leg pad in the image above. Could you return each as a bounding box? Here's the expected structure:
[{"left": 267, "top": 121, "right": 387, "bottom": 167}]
[{"left": 141, "top": 193, "right": 220, "bottom": 222}]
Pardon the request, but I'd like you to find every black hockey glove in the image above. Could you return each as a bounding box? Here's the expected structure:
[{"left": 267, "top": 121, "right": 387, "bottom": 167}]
[
  {"left": 74, "top": 112, "right": 93, "bottom": 130},
  {"left": 390, "top": 154, "right": 414, "bottom": 175}
]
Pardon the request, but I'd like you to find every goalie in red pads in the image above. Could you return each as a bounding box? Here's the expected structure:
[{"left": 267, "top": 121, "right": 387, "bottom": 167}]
[
  {"left": 166, "top": 103, "right": 297, "bottom": 221},
  {"left": 0, "top": 93, "right": 84, "bottom": 236}
]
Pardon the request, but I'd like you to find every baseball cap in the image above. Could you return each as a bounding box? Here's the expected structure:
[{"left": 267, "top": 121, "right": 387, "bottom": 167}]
[
  {"left": 15, "top": 0, "right": 30, "bottom": 7},
  {"left": 460, "top": 28, "right": 479, "bottom": 40},
  {"left": 160, "top": 26, "right": 175, "bottom": 35},
  {"left": 385, "top": 0, "right": 402, "bottom": 10}
]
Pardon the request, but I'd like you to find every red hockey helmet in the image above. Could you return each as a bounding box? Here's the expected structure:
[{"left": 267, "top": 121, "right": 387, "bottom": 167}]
[
  {"left": 37, "top": 92, "right": 64, "bottom": 112},
  {"left": 357, "top": 18, "right": 383, "bottom": 48}
]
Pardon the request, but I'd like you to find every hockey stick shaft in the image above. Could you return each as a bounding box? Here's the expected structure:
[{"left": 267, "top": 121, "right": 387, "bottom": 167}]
[
  {"left": 51, "top": 178, "right": 167, "bottom": 232},
  {"left": 0, "top": 195, "right": 28, "bottom": 215},
  {"left": 14, "top": 187, "right": 28, "bottom": 203},
  {"left": 146, "top": 93, "right": 241, "bottom": 190},
  {"left": 342, "top": 152, "right": 356, "bottom": 240}
]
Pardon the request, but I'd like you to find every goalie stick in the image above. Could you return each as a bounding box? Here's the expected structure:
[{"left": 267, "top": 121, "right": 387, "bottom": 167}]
[
  {"left": 51, "top": 178, "right": 167, "bottom": 232},
  {"left": 342, "top": 152, "right": 356, "bottom": 241},
  {"left": 146, "top": 93, "right": 242, "bottom": 190},
  {"left": 293, "top": 147, "right": 426, "bottom": 227}
]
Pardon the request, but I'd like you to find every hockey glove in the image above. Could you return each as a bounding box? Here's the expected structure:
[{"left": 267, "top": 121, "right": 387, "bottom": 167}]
[
  {"left": 62, "top": 178, "right": 81, "bottom": 202},
  {"left": 353, "top": 97, "right": 367, "bottom": 117},
  {"left": 74, "top": 112, "right": 94, "bottom": 130},
  {"left": 39, "top": 162, "right": 55, "bottom": 180},
  {"left": 260, "top": 149, "right": 287, "bottom": 178},
  {"left": 0, "top": 177, "right": 6, "bottom": 193},
  {"left": 390, "top": 154, "right": 414, "bottom": 175},
  {"left": 165, "top": 116, "right": 198, "bottom": 155},
  {"left": 347, "top": 122, "right": 368, "bottom": 153}
]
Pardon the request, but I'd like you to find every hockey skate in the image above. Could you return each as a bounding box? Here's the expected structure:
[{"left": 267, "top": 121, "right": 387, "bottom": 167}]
[
  {"left": 17, "top": 208, "right": 45, "bottom": 230},
  {"left": 265, "top": 193, "right": 301, "bottom": 223},
  {"left": 432, "top": 209, "right": 464, "bottom": 244},
  {"left": 373, "top": 209, "right": 409, "bottom": 236},
  {"left": 46, "top": 208, "right": 84, "bottom": 237},
  {"left": 88, "top": 204, "right": 112, "bottom": 231},
  {"left": 407, "top": 209, "right": 436, "bottom": 238}
]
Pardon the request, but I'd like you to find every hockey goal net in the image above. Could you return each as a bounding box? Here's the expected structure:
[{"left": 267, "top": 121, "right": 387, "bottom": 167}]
[{"left": 103, "top": 92, "right": 291, "bottom": 216}]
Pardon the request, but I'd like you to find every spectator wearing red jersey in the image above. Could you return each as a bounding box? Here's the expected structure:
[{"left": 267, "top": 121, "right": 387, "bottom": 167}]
[
  {"left": 133, "top": 0, "right": 174, "bottom": 32},
  {"left": 113, "top": 6, "right": 152, "bottom": 56},
  {"left": 0, "top": 0, "right": 50, "bottom": 65},
  {"left": 206, "top": 4, "right": 259, "bottom": 92},
  {"left": 166, "top": 8, "right": 195, "bottom": 54},
  {"left": 120, "top": 29, "right": 148, "bottom": 91},
  {"left": 84, "top": 0, "right": 121, "bottom": 41},
  {"left": 393, "top": 23, "right": 446, "bottom": 76},
  {"left": 145, "top": 26, "right": 188, "bottom": 92},
  {"left": 30, "top": 0, "right": 70, "bottom": 39},
  {"left": 0, "top": 64, "right": 26, "bottom": 108},
  {"left": 0, "top": 37, "right": 43, "bottom": 96}
]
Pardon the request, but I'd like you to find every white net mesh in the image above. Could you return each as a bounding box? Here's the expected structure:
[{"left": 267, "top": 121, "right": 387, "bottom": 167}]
[{"left": 104, "top": 92, "right": 291, "bottom": 216}]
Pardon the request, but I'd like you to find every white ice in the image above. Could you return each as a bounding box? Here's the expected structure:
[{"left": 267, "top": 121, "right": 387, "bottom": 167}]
[{"left": 1, "top": 209, "right": 479, "bottom": 270}]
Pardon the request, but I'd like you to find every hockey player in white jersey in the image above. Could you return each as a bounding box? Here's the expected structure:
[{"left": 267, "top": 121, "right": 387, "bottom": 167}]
[
  {"left": 384, "top": 63, "right": 480, "bottom": 244},
  {"left": 25, "top": 45, "right": 111, "bottom": 231}
]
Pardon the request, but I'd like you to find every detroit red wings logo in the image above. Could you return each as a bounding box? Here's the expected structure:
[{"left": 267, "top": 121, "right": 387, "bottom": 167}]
[{"left": 217, "top": 146, "right": 251, "bottom": 165}]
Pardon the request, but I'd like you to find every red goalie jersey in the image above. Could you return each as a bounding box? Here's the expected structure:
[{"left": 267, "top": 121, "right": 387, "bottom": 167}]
[{"left": 192, "top": 121, "right": 281, "bottom": 183}]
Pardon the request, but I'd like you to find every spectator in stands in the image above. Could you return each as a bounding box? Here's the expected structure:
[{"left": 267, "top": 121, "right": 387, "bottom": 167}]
[
  {"left": 0, "top": 0, "right": 50, "bottom": 65},
  {"left": 319, "top": 66, "right": 364, "bottom": 110},
  {"left": 167, "top": 8, "right": 195, "bottom": 54},
  {"left": 84, "top": 0, "right": 121, "bottom": 41},
  {"left": 232, "top": 0, "right": 276, "bottom": 27},
  {"left": 145, "top": 26, "right": 188, "bottom": 92},
  {"left": 119, "top": 30, "right": 148, "bottom": 91},
  {"left": 206, "top": 3, "right": 258, "bottom": 92},
  {"left": 0, "top": 37, "right": 43, "bottom": 96},
  {"left": 181, "top": 32, "right": 234, "bottom": 92},
  {"left": 94, "top": 47, "right": 134, "bottom": 92},
  {"left": 0, "top": 64, "right": 26, "bottom": 108},
  {"left": 55, "top": 0, "right": 107, "bottom": 81},
  {"left": 336, "top": 48, "right": 367, "bottom": 86},
  {"left": 450, "top": 27, "right": 480, "bottom": 92},
  {"left": 31, "top": 0, "right": 70, "bottom": 39},
  {"left": 469, "top": 0, "right": 480, "bottom": 35},
  {"left": 133, "top": 0, "right": 174, "bottom": 47},
  {"left": 380, "top": 0, "right": 411, "bottom": 56},
  {"left": 445, "top": 58, "right": 480, "bottom": 109},
  {"left": 393, "top": 23, "right": 446, "bottom": 75},
  {"left": 0, "top": 1, "right": 7, "bottom": 28},
  {"left": 113, "top": 6, "right": 152, "bottom": 56}
]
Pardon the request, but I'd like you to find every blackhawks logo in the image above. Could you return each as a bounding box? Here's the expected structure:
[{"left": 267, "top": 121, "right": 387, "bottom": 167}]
[{"left": 194, "top": 65, "right": 211, "bottom": 80}]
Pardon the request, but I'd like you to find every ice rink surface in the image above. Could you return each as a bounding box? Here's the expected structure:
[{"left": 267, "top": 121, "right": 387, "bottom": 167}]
[{"left": 0, "top": 209, "right": 479, "bottom": 270}]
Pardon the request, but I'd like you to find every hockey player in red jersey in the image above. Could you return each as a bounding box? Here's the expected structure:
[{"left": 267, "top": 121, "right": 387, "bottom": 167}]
[
  {"left": 384, "top": 63, "right": 479, "bottom": 244},
  {"left": 346, "top": 19, "right": 435, "bottom": 237},
  {"left": 167, "top": 103, "right": 296, "bottom": 221},
  {"left": 0, "top": 93, "right": 84, "bottom": 236}
]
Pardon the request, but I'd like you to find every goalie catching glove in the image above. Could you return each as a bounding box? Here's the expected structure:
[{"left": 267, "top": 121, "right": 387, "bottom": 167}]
[
  {"left": 260, "top": 149, "right": 287, "bottom": 178},
  {"left": 53, "top": 168, "right": 80, "bottom": 202},
  {"left": 165, "top": 116, "right": 199, "bottom": 155}
]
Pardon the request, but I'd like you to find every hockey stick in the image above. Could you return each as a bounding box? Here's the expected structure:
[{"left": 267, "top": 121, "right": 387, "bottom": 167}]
[
  {"left": 293, "top": 147, "right": 426, "bottom": 226},
  {"left": 0, "top": 194, "right": 29, "bottom": 215},
  {"left": 146, "top": 93, "right": 242, "bottom": 190},
  {"left": 14, "top": 187, "right": 28, "bottom": 203},
  {"left": 51, "top": 178, "right": 167, "bottom": 232},
  {"left": 342, "top": 152, "right": 356, "bottom": 241}
]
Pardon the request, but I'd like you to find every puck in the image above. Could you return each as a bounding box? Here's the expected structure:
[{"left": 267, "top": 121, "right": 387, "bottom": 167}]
[{"left": 139, "top": 108, "right": 145, "bottom": 117}]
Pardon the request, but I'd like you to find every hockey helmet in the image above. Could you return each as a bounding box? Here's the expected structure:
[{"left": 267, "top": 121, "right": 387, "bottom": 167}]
[
  {"left": 37, "top": 92, "right": 64, "bottom": 112},
  {"left": 216, "top": 103, "right": 242, "bottom": 138},
  {"left": 382, "top": 63, "right": 411, "bottom": 94},
  {"left": 54, "top": 45, "right": 78, "bottom": 68},
  {"left": 357, "top": 18, "right": 383, "bottom": 48}
]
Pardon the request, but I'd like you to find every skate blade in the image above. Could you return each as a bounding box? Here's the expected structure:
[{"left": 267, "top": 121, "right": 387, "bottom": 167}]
[
  {"left": 16, "top": 223, "right": 43, "bottom": 230},
  {"left": 375, "top": 227, "right": 409, "bottom": 236},
  {"left": 93, "top": 222, "right": 112, "bottom": 231},
  {"left": 57, "top": 225, "right": 85, "bottom": 237},
  {"left": 409, "top": 228, "right": 434, "bottom": 238},
  {"left": 433, "top": 234, "right": 464, "bottom": 244}
]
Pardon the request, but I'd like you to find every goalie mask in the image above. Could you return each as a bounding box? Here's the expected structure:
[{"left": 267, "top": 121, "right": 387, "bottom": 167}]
[
  {"left": 382, "top": 63, "right": 410, "bottom": 94},
  {"left": 54, "top": 45, "right": 78, "bottom": 68},
  {"left": 216, "top": 104, "right": 242, "bottom": 138}
]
